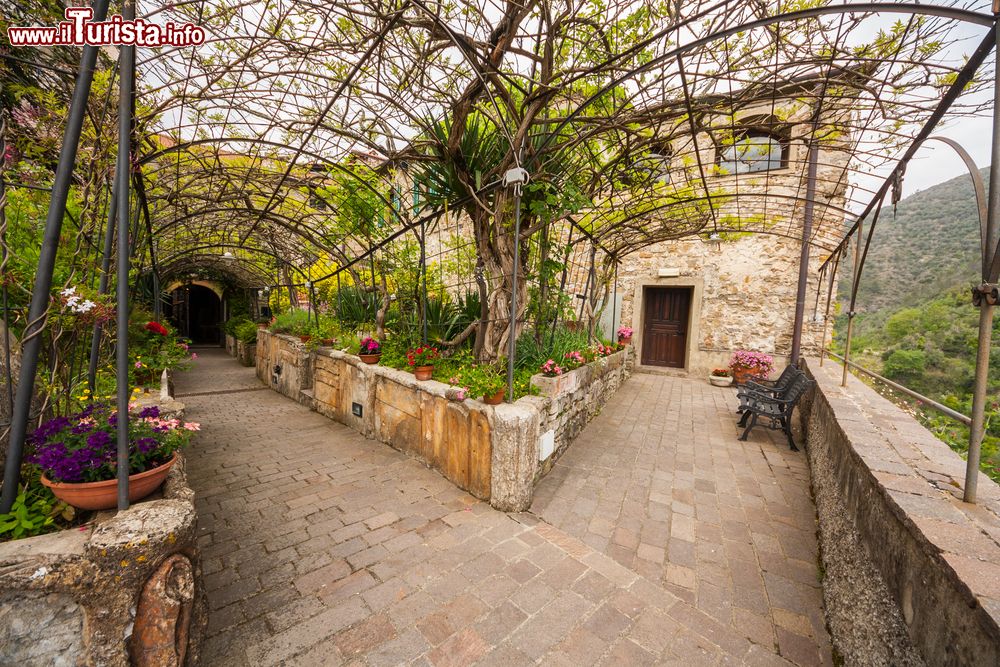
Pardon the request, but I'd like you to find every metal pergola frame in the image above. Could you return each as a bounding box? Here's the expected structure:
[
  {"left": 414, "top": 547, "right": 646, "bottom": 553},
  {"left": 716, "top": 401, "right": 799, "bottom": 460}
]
[{"left": 2, "top": 1, "right": 999, "bottom": 513}]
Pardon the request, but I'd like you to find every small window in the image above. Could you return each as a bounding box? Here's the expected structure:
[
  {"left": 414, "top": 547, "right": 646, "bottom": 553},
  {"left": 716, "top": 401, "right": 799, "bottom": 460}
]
[
  {"left": 631, "top": 143, "right": 672, "bottom": 186},
  {"left": 717, "top": 131, "right": 786, "bottom": 174}
]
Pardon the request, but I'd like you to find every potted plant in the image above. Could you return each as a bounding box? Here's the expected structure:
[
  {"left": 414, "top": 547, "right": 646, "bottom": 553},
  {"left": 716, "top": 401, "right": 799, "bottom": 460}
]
[
  {"left": 28, "top": 404, "right": 199, "bottom": 511},
  {"left": 709, "top": 368, "right": 733, "bottom": 387},
  {"left": 406, "top": 346, "right": 440, "bottom": 380},
  {"left": 617, "top": 325, "right": 634, "bottom": 345},
  {"left": 729, "top": 350, "right": 774, "bottom": 385},
  {"left": 358, "top": 337, "right": 382, "bottom": 364},
  {"left": 457, "top": 364, "right": 507, "bottom": 404}
]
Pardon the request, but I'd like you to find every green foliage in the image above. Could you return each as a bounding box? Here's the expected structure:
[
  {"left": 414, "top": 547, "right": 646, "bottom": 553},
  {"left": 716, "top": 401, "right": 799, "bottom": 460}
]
[
  {"left": 0, "top": 472, "right": 74, "bottom": 542},
  {"left": 882, "top": 349, "right": 926, "bottom": 383},
  {"left": 513, "top": 326, "right": 599, "bottom": 371},
  {"left": 333, "top": 286, "right": 380, "bottom": 330},
  {"left": 270, "top": 309, "right": 313, "bottom": 335},
  {"left": 224, "top": 316, "right": 252, "bottom": 336},
  {"left": 234, "top": 321, "right": 260, "bottom": 344}
]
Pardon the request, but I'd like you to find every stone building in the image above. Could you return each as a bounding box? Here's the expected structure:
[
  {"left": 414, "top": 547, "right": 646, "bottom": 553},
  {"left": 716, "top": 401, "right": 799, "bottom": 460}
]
[{"left": 611, "top": 99, "right": 849, "bottom": 376}]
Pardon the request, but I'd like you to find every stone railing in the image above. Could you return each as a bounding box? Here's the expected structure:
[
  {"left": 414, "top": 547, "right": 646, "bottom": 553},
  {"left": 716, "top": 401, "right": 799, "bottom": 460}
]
[
  {"left": 255, "top": 330, "right": 632, "bottom": 511},
  {"left": 800, "top": 358, "right": 1000, "bottom": 665},
  {"left": 0, "top": 442, "right": 205, "bottom": 665}
]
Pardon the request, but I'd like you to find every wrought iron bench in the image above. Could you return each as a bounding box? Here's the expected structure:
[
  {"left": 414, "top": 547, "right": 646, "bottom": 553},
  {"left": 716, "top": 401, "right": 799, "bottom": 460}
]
[
  {"left": 736, "top": 371, "right": 814, "bottom": 451},
  {"left": 736, "top": 365, "right": 803, "bottom": 413}
]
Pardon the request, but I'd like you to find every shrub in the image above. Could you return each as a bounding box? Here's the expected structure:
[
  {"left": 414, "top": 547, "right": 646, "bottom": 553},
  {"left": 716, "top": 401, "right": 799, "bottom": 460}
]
[
  {"left": 270, "top": 309, "right": 312, "bottom": 335},
  {"left": 234, "top": 321, "right": 259, "bottom": 344},
  {"left": 224, "top": 316, "right": 252, "bottom": 336}
]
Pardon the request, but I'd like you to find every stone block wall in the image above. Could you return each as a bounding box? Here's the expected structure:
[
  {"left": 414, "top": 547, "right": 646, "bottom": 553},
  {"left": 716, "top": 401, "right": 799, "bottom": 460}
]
[
  {"left": 255, "top": 331, "right": 632, "bottom": 511},
  {"left": 532, "top": 347, "right": 634, "bottom": 479},
  {"left": 801, "top": 358, "right": 1000, "bottom": 665},
  {"left": 0, "top": 452, "right": 205, "bottom": 666}
]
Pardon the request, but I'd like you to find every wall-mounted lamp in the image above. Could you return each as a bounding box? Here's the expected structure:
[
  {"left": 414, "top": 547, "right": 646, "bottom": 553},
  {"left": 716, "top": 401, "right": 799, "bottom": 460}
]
[{"left": 221, "top": 251, "right": 235, "bottom": 261}]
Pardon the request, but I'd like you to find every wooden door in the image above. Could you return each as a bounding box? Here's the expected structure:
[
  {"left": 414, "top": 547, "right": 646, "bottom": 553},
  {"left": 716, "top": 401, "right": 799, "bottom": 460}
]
[{"left": 641, "top": 287, "right": 691, "bottom": 368}]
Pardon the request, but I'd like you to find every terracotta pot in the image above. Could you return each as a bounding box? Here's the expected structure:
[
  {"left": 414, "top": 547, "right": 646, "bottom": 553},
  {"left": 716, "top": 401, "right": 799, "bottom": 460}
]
[
  {"left": 40, "top": 452, "right": 178, "bottom": 511},
  {"left": 732, "top": 367, "right": 764, "bottom": 385},
  {"left": 618, "top": 335, "right": 632, "bottom": 345},
  {"left": 413, "top": 365, "right": 434, "bottom": 381},
  {"left": 709, "top": 375, "right": 733, "bottom": 387},
  {"left": 359, "top": 353, "right": 381, "bottom": 365},
  {"left": 257, "top": 322, "right": 267, "bottom": 329},
  {"left": 321, "top": 338, "right": 336, "bottom": 346},
  {"left": 298, "top": 334, "right": 312, "bottom": 343},
  {"left": 482, "top": 388, "right": 505, "bottom": 405}
]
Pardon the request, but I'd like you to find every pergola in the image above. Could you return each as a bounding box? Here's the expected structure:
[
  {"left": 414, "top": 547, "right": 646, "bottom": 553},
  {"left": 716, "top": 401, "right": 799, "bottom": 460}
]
[{"left": 1, "top": 1, "right": 998, "bottom": 512}]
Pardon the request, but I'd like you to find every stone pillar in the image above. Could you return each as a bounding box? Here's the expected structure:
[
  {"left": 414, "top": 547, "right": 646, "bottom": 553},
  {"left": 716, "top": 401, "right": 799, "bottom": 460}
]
[{"left": 489, "top": 403, "right": 539, "bottom": 512}]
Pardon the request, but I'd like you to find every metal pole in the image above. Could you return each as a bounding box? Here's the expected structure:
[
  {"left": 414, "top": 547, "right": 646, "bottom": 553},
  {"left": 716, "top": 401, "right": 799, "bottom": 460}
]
[
  {"left": 0, "top": 0, "right": 112, "bottom": 514},
  {"left": 420, "top": 216, "right": 427, "bottom": 344},
  {"left": 791, "top": 116, "right": 822, "bottom": 364},
  {"left": 0, "top": 125, "right": 12, "bottom": 421},
  {"left": 964, "top": 18, "right": 1000, "bottom": 504},
  {"left": 842, "top": 219, "right": 863, "bottom": 387},
  {"left": 153, "top": 272, "right": 161, "bottom": 322},
  {"left": 612, "top": 260, "right": 618, "bottom": 340},
  {"left": 89, "top": 184, "right": 118, "bottom": 393},
  {"left": 506, "top": 190, "right": 524, "bottom": 403},
  {"left": 116, "top": 0, "right": 136, "bottom": 511}
]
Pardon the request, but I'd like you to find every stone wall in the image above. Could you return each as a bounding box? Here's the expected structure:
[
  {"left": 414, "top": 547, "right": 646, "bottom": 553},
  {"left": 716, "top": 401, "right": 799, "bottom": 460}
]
[
  {"left": 255, "top": 330, "right": 632, "bottom": 511},
  {"left": 532, "top": 347, "right": 634, "bottom": 479},
  {"left": 800, "top": 358, "right": 1000, "bottom": 665},
  {"left": 0, "top": 448, "right": 205, "bottom": 666}
]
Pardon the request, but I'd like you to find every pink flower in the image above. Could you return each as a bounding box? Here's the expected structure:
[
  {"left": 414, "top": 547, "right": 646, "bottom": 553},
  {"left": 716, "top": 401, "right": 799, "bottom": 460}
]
[
  {"left": 182, "top": 422, "right": 200, "bottom": 431},
  {"left": 134, "top": 361, "right": 143, "bottom": 369},
  {"left": 191, "top": 353, "right": 198, "bottom": 360},
  {"left": 455, "top": 389, "right": 466, "bottom": 401}
]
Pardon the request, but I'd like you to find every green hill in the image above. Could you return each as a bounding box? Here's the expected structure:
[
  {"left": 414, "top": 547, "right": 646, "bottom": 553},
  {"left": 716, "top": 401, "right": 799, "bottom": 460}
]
[
  {"left": 842, "top": 167, "right": 986, "bottom": 312},
  {"left": 833, "top": 167, "right": 999, "bottom": 482}
]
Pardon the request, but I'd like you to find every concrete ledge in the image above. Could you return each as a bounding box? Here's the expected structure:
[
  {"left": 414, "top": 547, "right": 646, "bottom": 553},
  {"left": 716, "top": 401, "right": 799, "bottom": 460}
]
[{"left": 801, "top": 357, "right": 1000, "bottom": 665}]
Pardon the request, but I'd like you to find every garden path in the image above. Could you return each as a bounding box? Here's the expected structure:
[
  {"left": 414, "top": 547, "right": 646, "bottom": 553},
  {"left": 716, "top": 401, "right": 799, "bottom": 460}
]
[
  {"left": 531, "top": 371, "right": 833, "bottom": 666},
  {"left": 176, "top": 348, "right": 823, "bottom": 665}
]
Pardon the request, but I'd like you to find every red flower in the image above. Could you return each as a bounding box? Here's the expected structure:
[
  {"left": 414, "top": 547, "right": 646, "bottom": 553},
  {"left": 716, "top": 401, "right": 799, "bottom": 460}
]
[{"left": 145, "top": 321, "right": 168, "bottom": 336}]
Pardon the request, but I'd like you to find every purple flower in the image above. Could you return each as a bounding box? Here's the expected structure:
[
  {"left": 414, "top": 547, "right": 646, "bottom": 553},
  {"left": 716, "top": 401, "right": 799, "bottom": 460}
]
[
  {"left": 139, "top": 406, "right": 160, "bottom": 419},
  {"left": 87, "top": 430, "right": 112, "bottom": 449}
]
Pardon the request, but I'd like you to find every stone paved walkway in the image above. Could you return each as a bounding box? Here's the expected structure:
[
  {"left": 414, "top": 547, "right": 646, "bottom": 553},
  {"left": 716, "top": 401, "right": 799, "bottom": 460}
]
[
  {"left": 531, "top": 372, "right": 832, "bottom": 665},
  {"left": 177, "top": 349, "right": 826, "bottom": 665}
]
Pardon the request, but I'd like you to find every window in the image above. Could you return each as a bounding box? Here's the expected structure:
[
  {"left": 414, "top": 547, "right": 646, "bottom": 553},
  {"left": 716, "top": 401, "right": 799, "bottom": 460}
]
[
  {"left": 717, "top": 131, "right": 786, "bottom": 175},
  {"left": 630, "top": 142, "right": 672, "bottom": 186}
]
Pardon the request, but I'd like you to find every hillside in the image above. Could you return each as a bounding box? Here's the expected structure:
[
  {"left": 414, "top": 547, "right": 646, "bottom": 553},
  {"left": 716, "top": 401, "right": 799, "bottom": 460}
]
[
  {"left": 832, "top": 166, "right": 999, "bottom": 482},
  {"left": 842, "top": 167, "right": 986, "bottom": 311}
]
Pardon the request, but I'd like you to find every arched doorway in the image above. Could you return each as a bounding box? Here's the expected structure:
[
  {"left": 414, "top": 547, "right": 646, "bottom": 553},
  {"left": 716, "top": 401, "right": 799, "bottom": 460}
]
[{"left": 170, "top": 284, "right": 223, "bottom": 345}]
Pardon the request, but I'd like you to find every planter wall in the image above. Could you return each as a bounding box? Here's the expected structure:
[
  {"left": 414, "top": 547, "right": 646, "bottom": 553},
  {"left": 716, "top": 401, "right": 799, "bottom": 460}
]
[
  {"left": 0, "top": 409, "right": 205, "bottom": 666},
  {"left": 224, "top": 333, "right": 237, "bottom": 357},
  {"left": 236, "top": 340, "right": 256, "bottom": 367},
  {"left": 256, "top": 331, "right": 631, "bottom": 511}
]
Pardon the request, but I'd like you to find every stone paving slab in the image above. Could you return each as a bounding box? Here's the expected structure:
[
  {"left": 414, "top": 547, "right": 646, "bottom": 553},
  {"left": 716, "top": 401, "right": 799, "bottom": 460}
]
[
  {"left": 530, "top": 372, "right": 833, "bottom": 666},
  {"left": 178, "top": 350, "right": 803, "bottom": 665}
]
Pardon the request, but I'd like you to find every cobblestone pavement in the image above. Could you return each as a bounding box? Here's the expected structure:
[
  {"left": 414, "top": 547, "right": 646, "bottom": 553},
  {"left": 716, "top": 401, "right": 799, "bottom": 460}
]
[
  {"left": 531, "top": 372, "right": 833, "bottom": 666},
  {"left": 177, "top": 349, "right": 820, "bottom": 665}
]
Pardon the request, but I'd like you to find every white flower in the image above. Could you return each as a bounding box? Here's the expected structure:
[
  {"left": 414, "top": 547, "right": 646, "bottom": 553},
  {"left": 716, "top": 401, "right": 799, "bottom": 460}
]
[
  {"left": 65, "top": 295, "right": 80, "bottom": 308},
  {"left": 76, "top": 300, "right": 96, "bottom": 313},
  {"left": 61, "top": 287, "right": 77, "bottom": 297}
]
